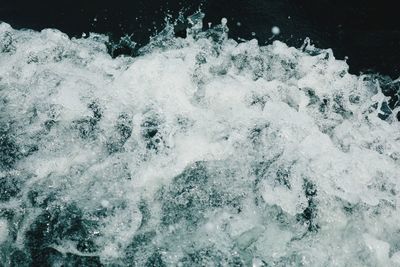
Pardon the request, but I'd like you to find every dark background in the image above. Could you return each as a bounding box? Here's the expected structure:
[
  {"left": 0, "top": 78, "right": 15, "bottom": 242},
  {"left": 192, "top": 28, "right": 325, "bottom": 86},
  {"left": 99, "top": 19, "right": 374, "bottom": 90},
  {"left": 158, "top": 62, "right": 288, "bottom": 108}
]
[{"left": 1, "top": 0, "right": 399, "bottom": 78}]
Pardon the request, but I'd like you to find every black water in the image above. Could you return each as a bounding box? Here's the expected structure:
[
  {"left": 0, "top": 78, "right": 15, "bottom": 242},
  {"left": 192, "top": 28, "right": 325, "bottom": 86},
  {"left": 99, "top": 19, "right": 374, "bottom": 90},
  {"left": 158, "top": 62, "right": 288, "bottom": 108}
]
[{"left": 1, "top": 0, "right": 399, "bottom": 77}]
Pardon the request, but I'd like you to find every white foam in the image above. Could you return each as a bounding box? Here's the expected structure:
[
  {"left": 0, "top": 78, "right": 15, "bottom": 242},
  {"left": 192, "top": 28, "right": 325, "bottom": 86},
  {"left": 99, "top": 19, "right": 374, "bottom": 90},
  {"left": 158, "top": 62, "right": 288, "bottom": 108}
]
[
  {"left": 0, "top": 13, "right": 399, "bottom": 266},
  {"left": 0, "top": 220, "right": 8, "bottom": 244}
]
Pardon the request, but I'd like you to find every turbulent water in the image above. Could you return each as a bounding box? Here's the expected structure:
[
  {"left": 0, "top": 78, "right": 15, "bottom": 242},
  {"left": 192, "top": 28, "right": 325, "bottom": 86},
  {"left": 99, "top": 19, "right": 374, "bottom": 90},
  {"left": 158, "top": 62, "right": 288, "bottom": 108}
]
[{"left": 0, "top": 13, "right": 400, "bottom": 266}]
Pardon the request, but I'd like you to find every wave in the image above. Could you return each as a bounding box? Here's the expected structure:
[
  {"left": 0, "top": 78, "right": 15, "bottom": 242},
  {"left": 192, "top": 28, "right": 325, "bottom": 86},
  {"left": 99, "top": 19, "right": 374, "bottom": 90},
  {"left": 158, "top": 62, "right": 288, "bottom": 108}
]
[{"left": 0, "top": 12, "right": 400, "bottom": 266}]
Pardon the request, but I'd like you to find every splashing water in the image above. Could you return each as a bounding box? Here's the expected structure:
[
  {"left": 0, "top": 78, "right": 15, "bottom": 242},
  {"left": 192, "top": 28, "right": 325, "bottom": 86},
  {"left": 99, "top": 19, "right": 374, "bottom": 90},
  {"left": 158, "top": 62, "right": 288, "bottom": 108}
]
[{"left": 0, "top": 12, "right": 400, "bottom": 267}]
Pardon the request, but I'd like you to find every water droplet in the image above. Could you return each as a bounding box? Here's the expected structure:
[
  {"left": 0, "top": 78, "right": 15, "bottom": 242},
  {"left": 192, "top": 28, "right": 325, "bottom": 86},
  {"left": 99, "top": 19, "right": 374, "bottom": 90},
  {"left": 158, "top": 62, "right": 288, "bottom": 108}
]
[
  {"left": 271, "top": 26, "right": 280, "bottom": 35},
  {"left": 221, "top": 17, "right": 228, "bottom": 26}
]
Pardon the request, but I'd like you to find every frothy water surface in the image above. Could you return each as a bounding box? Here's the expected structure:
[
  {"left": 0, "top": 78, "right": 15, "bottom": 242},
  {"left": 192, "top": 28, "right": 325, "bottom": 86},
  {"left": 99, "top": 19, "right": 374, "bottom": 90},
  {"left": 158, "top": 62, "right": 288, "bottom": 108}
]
[{"left": 0, "top": 14, "right": 400, "bottom": 266}]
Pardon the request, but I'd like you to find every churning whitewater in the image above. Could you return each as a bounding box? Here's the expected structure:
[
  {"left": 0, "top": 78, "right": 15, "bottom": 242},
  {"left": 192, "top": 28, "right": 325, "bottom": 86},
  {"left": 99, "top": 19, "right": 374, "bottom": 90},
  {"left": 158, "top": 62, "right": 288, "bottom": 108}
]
[{"left": 1, "top": 13, "right": 400, "bottom": 266}]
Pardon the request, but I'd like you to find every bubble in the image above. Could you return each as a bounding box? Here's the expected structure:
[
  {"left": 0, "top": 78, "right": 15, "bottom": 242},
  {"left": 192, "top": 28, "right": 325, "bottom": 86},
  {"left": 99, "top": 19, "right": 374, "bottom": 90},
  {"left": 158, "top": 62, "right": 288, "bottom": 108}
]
[{"left": 101, "top": 200, "right": 110, "bottom": 208}]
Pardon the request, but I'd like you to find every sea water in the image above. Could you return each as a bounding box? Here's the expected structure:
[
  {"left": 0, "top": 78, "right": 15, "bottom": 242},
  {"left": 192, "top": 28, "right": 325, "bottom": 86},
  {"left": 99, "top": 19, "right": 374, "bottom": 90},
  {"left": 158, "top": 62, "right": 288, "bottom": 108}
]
[{"left": 0, "top": 12, "right": 400, "bottom": 266}]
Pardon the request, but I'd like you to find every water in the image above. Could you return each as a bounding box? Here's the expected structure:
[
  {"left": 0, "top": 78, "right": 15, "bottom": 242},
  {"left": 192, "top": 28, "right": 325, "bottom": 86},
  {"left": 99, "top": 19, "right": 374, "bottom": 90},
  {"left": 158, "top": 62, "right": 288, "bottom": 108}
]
[
  {"left": 2, "top": 0, "right": 400, "bottom": 77},
  {"left": 0, "top": 13, "right": 400, "bottom": 266}
]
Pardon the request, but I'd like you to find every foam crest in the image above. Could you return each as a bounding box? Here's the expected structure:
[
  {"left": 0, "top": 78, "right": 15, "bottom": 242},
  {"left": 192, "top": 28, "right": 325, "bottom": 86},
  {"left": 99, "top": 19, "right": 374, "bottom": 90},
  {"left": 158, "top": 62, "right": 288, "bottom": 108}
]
[{"left": 0, "top": 13, "right": 399, "bottom": 266}]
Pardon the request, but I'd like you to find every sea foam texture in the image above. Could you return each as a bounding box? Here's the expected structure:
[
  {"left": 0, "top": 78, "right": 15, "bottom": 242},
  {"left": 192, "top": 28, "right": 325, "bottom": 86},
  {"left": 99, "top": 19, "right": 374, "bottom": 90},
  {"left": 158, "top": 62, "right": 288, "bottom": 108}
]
[{"left": 0, "top": 13, "right": 400, "bottom": 266}]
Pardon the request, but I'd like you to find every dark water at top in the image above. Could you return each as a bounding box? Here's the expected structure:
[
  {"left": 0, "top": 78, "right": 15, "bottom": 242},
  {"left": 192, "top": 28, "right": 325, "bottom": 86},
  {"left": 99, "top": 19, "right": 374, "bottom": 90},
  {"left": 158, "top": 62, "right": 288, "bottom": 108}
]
[{"left": 1, "top": 0, "right": 399, "bottom": 77}]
